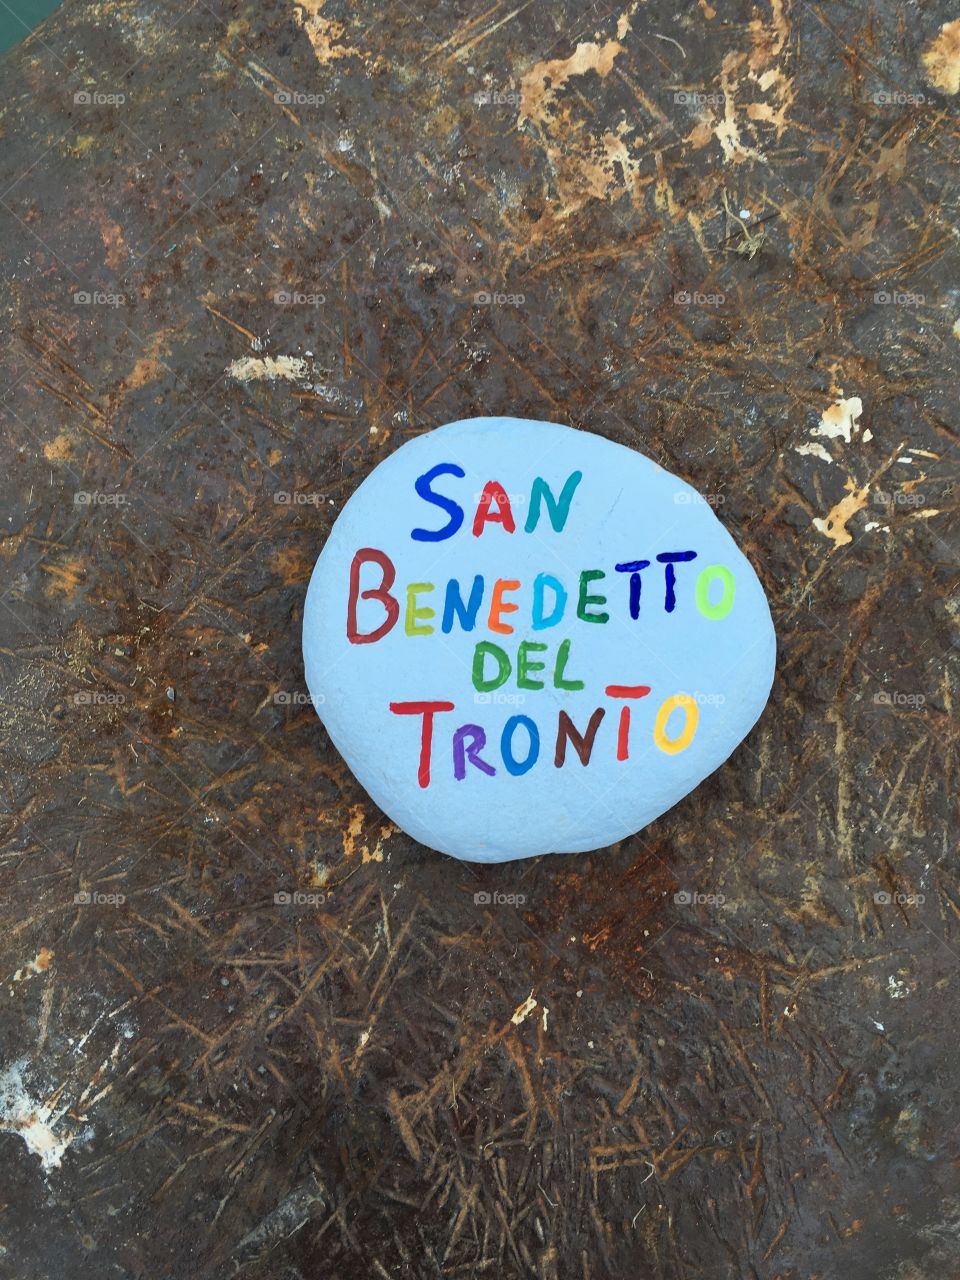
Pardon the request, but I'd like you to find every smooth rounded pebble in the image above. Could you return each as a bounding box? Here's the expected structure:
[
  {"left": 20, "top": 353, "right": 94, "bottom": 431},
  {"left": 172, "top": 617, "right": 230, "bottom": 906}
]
[{"left": 303, "top": 417, "right": 776, "bottom": 862}]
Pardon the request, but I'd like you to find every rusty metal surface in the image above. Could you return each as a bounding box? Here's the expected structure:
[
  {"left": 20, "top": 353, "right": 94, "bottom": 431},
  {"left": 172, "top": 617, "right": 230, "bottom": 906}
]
[{"left": 0, "top": 0, "right": 958, "bottom": 1276}]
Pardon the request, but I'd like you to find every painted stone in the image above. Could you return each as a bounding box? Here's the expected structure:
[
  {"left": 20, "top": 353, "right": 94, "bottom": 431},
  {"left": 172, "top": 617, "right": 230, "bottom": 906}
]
[{"left": 303, "top": 417, "right": 776, "bottom": 863}]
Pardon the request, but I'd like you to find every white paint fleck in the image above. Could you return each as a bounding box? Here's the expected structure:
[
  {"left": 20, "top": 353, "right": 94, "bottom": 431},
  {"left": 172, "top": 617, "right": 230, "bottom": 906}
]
[
  {"left": 511, "top": 991, "right": 537, "bottom": 1025},
  {"left": 794, "top": 441, "right": 833, "bottom": 463},
  {"left": 227, "top": 355, "right": 310, "bottom": 383},
  {"left": 887, "top": 975, "right": 910, "bottom": 999},
  {"left": 12, "top": 947, "right": 54, "bottom": 983},
  {"left": 872, "top": 1019, "right": 885, "bottom": 1032},
  {"left": 813, "top": 396, "right": 863, "bottom": 443},
  {"left": 0, "top": 1062, "right": 77, "bottom": 1171}
]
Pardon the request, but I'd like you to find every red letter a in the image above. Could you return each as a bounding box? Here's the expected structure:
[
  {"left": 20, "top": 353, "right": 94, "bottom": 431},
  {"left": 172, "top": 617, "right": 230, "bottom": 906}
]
[{"left": 472, "top": 481, "right": 516, "bottom": 537}]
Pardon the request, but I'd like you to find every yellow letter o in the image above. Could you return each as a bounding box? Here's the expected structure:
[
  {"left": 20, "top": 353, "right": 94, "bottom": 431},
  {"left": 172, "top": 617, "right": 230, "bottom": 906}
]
[{"left": 653, "top": 694, "right": 699, "bottom": 754}]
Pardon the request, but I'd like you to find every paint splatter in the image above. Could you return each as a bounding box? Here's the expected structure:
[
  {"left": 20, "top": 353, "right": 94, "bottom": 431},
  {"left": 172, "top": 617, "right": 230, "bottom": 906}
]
[
  {"left": 812, "top": 477, "right": 871, "bottom": 547},
  {"left": 227, "top": 355, "right": 310, "bottom": 383},
  {"left": 813, "top": 396, "right": 863, "bottom": 443},
  {"left": 519, "top": 38, "right": 626, "bottom": 127},
  {"left": 511, "top": 992, "right": 538, "bottom": 1025},
  {"left": 0, "top": 1062, "right": 77, "bottom": 1171},
  {"left": 793, "top": 441, "right": 833, "bottom": 463},
  {"left": 922, "top": 19, "right": 960, "bottom": 94},
  {"left": 12, "top": 947, "right": 54, "bottom": 982},
  {"left": 293, "top": 0, "right": 362, "bottom": 64}
]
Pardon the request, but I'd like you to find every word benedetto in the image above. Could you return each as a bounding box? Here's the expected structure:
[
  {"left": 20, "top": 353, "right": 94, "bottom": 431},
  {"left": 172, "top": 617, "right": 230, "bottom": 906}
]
[{"left": 345, "top": 465, "right": 737, "bottom": 787}]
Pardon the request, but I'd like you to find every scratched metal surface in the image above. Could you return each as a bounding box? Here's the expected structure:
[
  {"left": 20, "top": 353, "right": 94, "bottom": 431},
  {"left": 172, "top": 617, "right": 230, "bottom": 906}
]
[{"left": 0, "top": 0, "right": 958, "bottom": 1277}]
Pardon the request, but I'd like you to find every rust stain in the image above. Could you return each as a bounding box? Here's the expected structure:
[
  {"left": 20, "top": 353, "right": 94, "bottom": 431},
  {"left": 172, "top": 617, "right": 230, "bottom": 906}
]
[
  {"left": 42, "top": 433, "right": 75, "bottom": 462},
  {"left": 273, "top": 545, "right": 313, "bottom": 585},
  {"left": 122, "top": 356, "right": 163, "bottom": 392},
  {"left": 42, "top": 557, "right": 85, "bottom": 598},
  {"left": 97, "top": 215, "right": 129, "bottom": 273}
]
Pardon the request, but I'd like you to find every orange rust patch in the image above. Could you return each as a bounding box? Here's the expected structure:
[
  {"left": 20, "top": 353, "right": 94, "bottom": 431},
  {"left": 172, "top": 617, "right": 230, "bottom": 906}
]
[
  {"left": 43, "top": 557, "right": 86, "bottom": 598},
  {"left": 43, "top": 433, "right": 75, "bottom": 462},
  {"left": 98, "top": 216, "right": 129, "bottom": 273},
  {"left": 273, "top": 544, "right": 313, "bottom": 586}
]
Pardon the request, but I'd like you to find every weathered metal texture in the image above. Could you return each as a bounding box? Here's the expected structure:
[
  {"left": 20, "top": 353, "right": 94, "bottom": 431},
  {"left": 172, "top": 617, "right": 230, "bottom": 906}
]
[{"left": 0, "top": 0, "right": 957, "bottom": 1276}]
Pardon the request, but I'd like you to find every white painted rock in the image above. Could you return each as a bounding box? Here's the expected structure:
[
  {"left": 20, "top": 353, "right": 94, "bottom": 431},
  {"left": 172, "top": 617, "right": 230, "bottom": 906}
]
[{"left": 303, "top": 417, "right": 775, "bottom": 862}]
